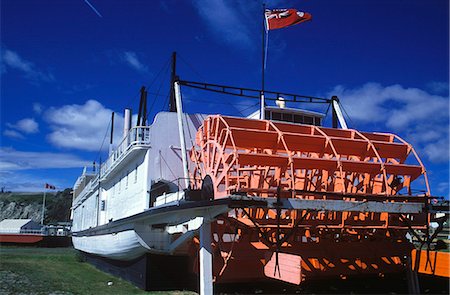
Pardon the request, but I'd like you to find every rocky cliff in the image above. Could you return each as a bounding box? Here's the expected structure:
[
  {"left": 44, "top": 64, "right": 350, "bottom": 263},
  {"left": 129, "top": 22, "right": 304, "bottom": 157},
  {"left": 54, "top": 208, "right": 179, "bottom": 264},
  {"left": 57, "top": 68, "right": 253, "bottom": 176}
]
[
  {"left": 0, "top": 189, "right": 72, "bottom": 224},
  {"left": 0, "top": 201, "right": 43, "bottom": 221}
]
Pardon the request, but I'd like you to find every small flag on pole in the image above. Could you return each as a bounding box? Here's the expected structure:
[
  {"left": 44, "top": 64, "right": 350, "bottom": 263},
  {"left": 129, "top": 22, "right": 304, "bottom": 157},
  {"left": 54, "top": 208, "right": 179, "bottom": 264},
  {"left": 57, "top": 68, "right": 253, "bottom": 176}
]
[
  {"left": 45, "top": 183, "right": 56, "bottom": 190},
  {"left": 265, "top": 8, "right": 312, "bottom": 31}
]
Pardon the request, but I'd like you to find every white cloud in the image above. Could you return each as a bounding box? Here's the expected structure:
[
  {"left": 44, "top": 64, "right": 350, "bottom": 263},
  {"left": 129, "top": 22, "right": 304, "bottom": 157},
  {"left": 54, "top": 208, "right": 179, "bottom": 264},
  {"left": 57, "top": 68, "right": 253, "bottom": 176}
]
[
  {"left": 0, "top": 148, "right": 89, "bottom": 171},
  {"left": 422, "top": 138, "right": 450, "bottom": 164},
  {"left": 33, "top": 102, "right": 43, "bottom": 114},
  {"left": 329, "top": 83, "right": 449, "bottom": 164},
  {"left": 3, "top": 129, "right": 25, "bottom": 139},
  {"left": 18, "top": 118, "right": 39, "bottom": 133},
  {"left": 6, "top": 118, "right": 39, "bottom": 134},
  {"left": 191, "top": 0, "right": 258, "bottom": 49},
  {"left": 427, "top": 81, "right": 449, "bottom": 94},
  {"left": 44, "top": 100, "right": 125, "bottom": 151},
  {"left": 1, "top": 49, "right": 54, "bottom": 82},
  {"left": 122, "top": 51, "right": 148, "bottom": 72},
  {"left": 2, "top": 49, "right": 33, "bottom": 72}
]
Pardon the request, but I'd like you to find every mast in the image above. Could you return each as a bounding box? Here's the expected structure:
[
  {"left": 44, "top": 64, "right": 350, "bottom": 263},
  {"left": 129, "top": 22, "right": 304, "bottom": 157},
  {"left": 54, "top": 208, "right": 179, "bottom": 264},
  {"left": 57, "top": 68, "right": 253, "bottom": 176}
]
[
  {"left": 136, "top": 87, "right": 148, "bottom": 127},
  {"left": 41, "top": 190, "right": 46, "bottom": 225},
  {"left": 137, "top": 86, "right": 145, "bottom": 126},
  {"left": 174, "top": 81, "right": 190, "bottom": 189},
  {"left": 169, "top": 52, "right": 178, "bottom": 112},
  {"left": 142, "top": 89, "right": 148, "bottom": 126},
  {"left": 260, "top": 3, "right": 266, "bottom": 120},
  {"left": 109, "top": 112, "right": 114, "bottom": 155},
  {"left": 171, "top": 51, "right": 213, "bottom": 295}
]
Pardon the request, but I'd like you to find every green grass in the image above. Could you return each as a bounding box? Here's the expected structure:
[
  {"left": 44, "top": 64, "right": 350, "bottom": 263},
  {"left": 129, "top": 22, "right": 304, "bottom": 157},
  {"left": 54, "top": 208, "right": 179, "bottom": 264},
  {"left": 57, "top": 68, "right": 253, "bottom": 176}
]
[{"left": 0, "top": 247, "right": 197, "bottom": 295}]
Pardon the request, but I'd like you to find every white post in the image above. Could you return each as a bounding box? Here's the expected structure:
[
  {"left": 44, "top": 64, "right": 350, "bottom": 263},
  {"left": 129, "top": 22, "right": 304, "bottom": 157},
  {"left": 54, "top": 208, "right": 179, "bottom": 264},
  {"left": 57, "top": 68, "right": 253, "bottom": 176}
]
[
  {"left": 123, "top": 108, "right": 132, "bottom": 138},
  {"left": 199, "top": 221, "right": 213, "bottom": 295},
  {"left": 260, "top": 92, "right": 265, "bottom": 120},
  {"left": 41, "top": 190, "right": 46, "bottom": 225},
  {"left": 174, "top": 81, "right": 190, "bottom": 189},
  {"left": 123, "top": 108, "right": 132, "bottom": 146},
  {"left": 332, "top": 100, "right": 348, "bottom": 129}
]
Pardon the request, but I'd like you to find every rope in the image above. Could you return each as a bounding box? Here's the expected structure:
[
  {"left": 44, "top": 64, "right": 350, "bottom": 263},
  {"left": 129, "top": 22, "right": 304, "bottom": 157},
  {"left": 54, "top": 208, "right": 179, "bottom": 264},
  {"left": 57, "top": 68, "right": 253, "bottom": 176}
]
[
  {"left": 122, "top": 56, "right": 171, "bottom": 112},
  {"left": 146, "top": 60, "right": 171, "bottom": 122},
  {"left": 178, "top": 53, "right": 206, "bottom": 80},
  {"left": 159, "top": 150, "right": 178, "bottom": 181},
  {"left": 94, "top": 116, "right": 112, "bottom": 165},
  {"left": 339, "top": 101, "right": 355, "bottom": 128},
  {"left": 178, "top": 53, "right": 245, "bottom": 116}
]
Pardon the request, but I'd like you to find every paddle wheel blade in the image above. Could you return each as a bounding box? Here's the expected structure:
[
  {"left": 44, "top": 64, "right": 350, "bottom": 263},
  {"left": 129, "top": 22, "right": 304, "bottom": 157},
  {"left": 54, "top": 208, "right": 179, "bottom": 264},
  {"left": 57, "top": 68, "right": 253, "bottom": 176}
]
[{"left": 191, "top": 115, "right": 429, "bottom": 200}]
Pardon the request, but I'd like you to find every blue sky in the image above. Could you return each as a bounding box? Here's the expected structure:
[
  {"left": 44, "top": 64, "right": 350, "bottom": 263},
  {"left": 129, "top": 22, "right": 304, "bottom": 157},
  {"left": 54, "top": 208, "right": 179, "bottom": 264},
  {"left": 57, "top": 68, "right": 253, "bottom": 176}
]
[{"left": 0, "top": 0, "right": 448, "bottom": 197}]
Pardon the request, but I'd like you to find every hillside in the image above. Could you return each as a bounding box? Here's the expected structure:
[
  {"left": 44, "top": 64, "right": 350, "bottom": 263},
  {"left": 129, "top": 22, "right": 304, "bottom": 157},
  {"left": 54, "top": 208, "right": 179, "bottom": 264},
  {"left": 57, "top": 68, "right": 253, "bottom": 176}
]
[{"left": 0, "top": 189, "right": 73, "bottom": 224}]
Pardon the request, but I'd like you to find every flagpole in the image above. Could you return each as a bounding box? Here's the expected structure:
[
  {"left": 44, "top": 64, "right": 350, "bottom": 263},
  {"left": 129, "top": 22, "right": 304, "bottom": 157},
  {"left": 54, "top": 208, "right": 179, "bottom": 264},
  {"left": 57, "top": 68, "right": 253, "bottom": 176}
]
[
  {"left": 260, "top": 2, "right": 266, "bottom": 120},
  {"left": 41, "top": 189, "right": 46, "bottom": 225}
]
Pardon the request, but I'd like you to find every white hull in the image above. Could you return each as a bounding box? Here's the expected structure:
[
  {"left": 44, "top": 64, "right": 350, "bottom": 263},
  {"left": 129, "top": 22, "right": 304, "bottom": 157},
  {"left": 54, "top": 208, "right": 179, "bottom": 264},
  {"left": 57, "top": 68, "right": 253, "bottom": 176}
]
[
  {"left": 72, "top": 230, "right": 148, "bottom": 261},
  {"left": 71, "top": 198, "right": 232, "bottom": 261}
]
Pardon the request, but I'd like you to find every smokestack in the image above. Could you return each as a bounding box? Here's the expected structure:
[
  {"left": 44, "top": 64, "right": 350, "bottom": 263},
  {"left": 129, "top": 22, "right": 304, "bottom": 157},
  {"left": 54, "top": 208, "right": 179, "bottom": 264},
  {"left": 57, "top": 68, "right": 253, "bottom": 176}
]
[
  {"left": 109, "top": 112, "right": 114, "bottom": 156},
  {"left": 123, "top": 108, "right": 132, "bottom": 138}
]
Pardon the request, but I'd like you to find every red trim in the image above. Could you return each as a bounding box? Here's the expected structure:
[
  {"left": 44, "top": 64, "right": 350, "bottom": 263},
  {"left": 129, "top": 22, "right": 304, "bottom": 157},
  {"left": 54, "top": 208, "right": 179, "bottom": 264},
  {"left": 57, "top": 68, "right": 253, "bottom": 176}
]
[{"left": 0, "top": 234, "right": 44, "bottom": 244}]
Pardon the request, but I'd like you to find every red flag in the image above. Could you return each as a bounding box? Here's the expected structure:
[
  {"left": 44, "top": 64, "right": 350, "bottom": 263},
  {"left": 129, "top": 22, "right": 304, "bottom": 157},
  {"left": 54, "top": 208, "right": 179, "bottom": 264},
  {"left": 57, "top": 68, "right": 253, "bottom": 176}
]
[
  {"left": 45, "top": 183, "right": 56, "bottom": 190},
  {"left": 265, "top": 8, "right": 312, "bottom": 31}
]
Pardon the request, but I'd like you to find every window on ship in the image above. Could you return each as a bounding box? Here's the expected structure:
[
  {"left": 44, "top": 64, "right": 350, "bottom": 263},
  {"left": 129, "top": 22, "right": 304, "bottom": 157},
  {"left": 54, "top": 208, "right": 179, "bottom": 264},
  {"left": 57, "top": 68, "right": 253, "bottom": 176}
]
[{"left": 265, "top": 109, "right": 322, "bottom": 126}]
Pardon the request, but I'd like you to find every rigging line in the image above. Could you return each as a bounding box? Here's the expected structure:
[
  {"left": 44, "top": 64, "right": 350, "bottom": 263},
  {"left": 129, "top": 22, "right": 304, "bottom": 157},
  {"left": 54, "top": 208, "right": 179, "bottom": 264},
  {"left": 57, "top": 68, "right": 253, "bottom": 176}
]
[
  {"left": 176, "top": 55, "right": 247, "bottom": 116},
  {"left": 123, "top": 56, "right": 171, "bottom": 110},
  {"left": 324, "top": 101, "right": 331, "bottom": 117},
  {"left": 338, "top": 101, "right": 355, "bottom": 128},
  {"left": 162, "top": 91, "right": 171, "bottom": 112},
  {"left": 178, "top": 53, "right": 206, "bottom": 80},
  {"left": 228, "top": 101, "right": 245, "bottom": 116},
  {"left": 144, "top": 91, "right": 261, "bottom": 115},
  {"left": 146, "top": 55, "right": 172, "bottom": 91},
  {"left": 176, "top": 88, "right": 196, "bottom": 168},
  {"left": 185, "top": 93, "right": 248, "bottom": 117},
  {"left": 146, "top": 90, "right": 172, "bottom": 98},
  {"left": 184, "top": 113, "right": 195, "bottom": 149},
  {"left": 94, "top": 117, "right": 112, "bottom": 165},
  {"left": 322, "top": 102, "right": 332, "bottom": 126},
  {"left": 183, "top": 113, "right": 204, "bottom": 186},
  {"left": 159, "top": 150, "right": 178, "bottom": 181},
  {"left": 240, "top": 102, "right": 262, "bottom": 113},
  {"left": 184, "top": 113, "right": 203, "bottom": 190},
  {"left": 194, "top": 88, "right": 247, "bottom": 116},
  {"left": 146, "top": 58, "right": 172, "bottom": 122},
  {"left": 183, "top": 113, "right": 199, "bottom": 184}
]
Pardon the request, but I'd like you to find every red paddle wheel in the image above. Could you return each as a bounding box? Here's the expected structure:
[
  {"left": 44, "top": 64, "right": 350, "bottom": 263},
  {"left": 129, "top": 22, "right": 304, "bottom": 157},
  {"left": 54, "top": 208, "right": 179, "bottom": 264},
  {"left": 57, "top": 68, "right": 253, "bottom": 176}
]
[{"left": 190, "top": 115, "right": 430, "bottom": 284}]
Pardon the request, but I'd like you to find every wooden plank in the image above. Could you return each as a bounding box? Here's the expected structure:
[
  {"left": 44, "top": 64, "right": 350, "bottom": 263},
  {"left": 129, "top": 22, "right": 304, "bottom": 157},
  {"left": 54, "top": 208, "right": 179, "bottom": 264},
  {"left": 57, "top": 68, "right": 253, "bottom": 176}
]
[{"left": 411, "top": 249, "right": 450, "bottom": 278}]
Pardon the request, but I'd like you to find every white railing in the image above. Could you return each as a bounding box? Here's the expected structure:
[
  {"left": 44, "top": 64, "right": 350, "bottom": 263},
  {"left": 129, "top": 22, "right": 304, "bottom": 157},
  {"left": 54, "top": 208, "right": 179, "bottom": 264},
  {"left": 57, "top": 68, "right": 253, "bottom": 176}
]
[
  {"left": 72, "top": 174, "right": 99, "bottom": 207},
  {"left": 100, "top": 126, "right": 151, "bottom": 177}
]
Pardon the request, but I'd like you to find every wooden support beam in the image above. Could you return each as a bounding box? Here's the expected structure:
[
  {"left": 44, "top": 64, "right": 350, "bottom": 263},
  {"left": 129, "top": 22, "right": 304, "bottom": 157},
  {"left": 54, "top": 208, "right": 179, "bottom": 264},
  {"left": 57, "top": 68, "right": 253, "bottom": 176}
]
[{"left": 228, "top": 195, "right": 425, "bottom": 214}]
